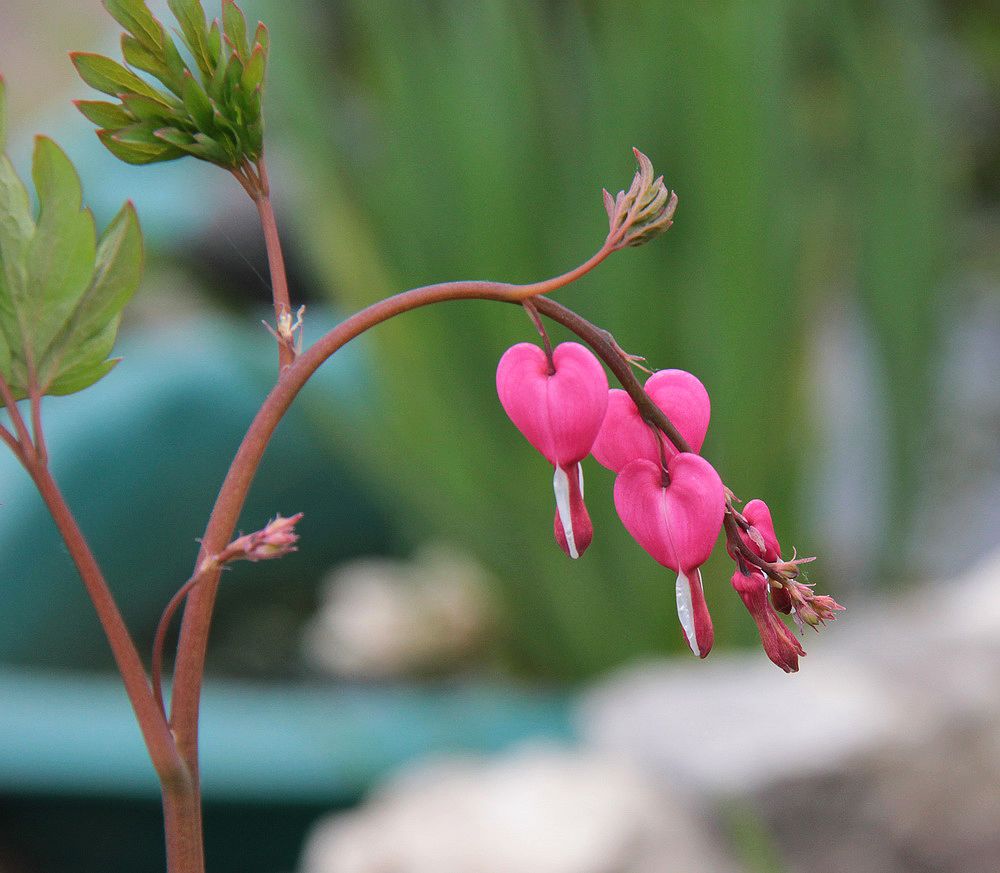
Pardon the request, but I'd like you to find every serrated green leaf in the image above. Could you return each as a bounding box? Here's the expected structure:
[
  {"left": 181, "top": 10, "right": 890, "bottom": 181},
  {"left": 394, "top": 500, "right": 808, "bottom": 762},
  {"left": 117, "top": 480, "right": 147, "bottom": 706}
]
[
  {"left": 98, "top": 127, "right": 184, "bottom": 164},
  {"left": 39, "top": 202, "right": 141, "bottom": 392},
  {"left": 0, "top": 154, "right": 34, "bottom": 361},
  {"left": 43, "top": 314, "right": 116, "bottom": 389},
  {"left": 103, "top": 0, "right": 163, "bottom": 52},
  {"left": 167, "top": 0, "right": 213, "bottom": 79},
  {"left": 28, "top": 137, "right": 98, "bottom": 358},
  {"left": 74, "top": 99, "right": 134, "bottom": 129},
  {"left": 47, "top": 354, "right": 119, "bottom": 396},
  {"left": 72, "top": 52, "right": 169, "bottom": 105},
  {"left": 223, "top": 0, "right": 249, "bottom": 60},
  {"left": 181, "top": 72, "right": 214, "bottom": 131},
  {"left": 241, "top": 43, "right": 265, "bottom": 94}
]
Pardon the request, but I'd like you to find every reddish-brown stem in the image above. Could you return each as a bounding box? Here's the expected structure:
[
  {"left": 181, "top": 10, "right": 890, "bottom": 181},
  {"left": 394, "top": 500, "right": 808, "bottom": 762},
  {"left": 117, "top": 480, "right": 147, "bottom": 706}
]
[
  {"left": 522, "top": 300, "right": 555, "bottom": 373},
  {"left": 530, "top": 296, "right": 693, "bottom": 454},
  {"left": 251, "top": 158, "right": 294, "bottom": 369},
  {"left": 168, "top": 240, "right": 615, "bottom": 775},
  {"left": 25, "top": 460, "right": 185, "bottom": 781},
  {"left": 0, "top": 421, "right": 23, "bottom": 459},
  {"left": 29, "top": 386, "right": 47, "bottom": 465},
  {"left": 152, "top": 573, "right": 204, "bottom": 718},
  {"left": 0, "top": 378, "right": 33, "bottom": 453},
  {"left": 161, "top": 785, "right": 205, "bottom": 873}
]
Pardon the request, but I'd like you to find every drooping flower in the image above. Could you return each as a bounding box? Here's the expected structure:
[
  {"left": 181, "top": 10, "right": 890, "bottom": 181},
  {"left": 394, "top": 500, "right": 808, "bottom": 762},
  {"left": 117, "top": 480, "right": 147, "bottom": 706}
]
[
  {"left": 496, "top": 342, "right": 608, "bottom": 559},
  {"left": 614, "top": 454, "right": 724, "bottom": 657},
  {"left": 730, "top": 567, "right": 805, "bottom": 673},
  {"left": 591, "top": 369, "right": 711, "bottom": 472}
]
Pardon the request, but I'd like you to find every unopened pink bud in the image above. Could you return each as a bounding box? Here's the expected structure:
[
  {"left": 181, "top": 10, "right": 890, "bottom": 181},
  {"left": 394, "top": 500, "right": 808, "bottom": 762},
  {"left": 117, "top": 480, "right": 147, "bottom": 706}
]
[
  {"left": 731, "top": 568, "right": 804, "bottom": 673},
  {"left": 231, "top": 513, "right": 303, "bottom": 563}
]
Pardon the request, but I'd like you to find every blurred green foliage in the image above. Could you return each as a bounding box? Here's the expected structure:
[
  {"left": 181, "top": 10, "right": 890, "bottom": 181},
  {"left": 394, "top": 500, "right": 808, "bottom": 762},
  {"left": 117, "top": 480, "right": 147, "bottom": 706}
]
[{"left": 252, "top": 0, "right": 969, "bottom": 677}]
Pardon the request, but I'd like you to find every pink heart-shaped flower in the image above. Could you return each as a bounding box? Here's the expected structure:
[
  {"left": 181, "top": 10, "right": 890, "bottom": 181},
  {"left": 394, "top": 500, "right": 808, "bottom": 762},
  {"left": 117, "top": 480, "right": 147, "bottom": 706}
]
[
  {"left": 613, "top": 453, "right": 724, "bottom": 571},
  {"left": 496, "top": 342, "right": 608, "bottom": 466},
  {"left": 592, "top": 369, "right": 710, "bottom": 472}
]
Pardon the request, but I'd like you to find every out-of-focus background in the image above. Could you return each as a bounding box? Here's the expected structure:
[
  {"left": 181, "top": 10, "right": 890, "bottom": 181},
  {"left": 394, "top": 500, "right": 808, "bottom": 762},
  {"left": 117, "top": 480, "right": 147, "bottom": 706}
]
[{"left": 0, "top": 0, "right": 997, "bottom": 871}]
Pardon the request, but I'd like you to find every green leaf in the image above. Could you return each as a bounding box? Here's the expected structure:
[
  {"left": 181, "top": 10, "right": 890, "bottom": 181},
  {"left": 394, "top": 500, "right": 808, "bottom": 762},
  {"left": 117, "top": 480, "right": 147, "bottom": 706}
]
[
  {"left": 181, "top": 72, "right": 214, "bottom": 131},
  {"left": 40, "top": 203, "right": 139, "bottom": 390},
  {"left": 207, "top": 19, "right": 222, "bottom": 66},
  {"left": 28, "top": 137, "right": 98, "bottom": 358},
  {"left": 98, "top": 127, "right": 184, "bottom": 164},
  {"left": 223, "top": 0, "right": 249, "bottom": 60},
  {"left": 103, "top": 0, "right": 164, "bottom": 52},
  {"left": 47, "top": 355, "right": 120, "bottom": 396},
  {"left": 57, "top": 202, "right": 142, "bottom": 348},
  {"left": 71, "top": 52, "right": 169, "bottom": 105},
  {"left": 252, "top": 22, "right": 268, "bottom": 57},
  {"left": 167, "top": 0, "right": 213, "bottom": 78},
  {"left": 120, "top": 92, "right": 175, "bottom": 125},
  {"left": 154, "top": 127, "right": 216, "bottom": 161},
  {"left": 0, "top": 154, "right": 34, "bottom": 350},
  {"left": 241, "top": 43, "right": 265, "bottom": 94},
  {"left": 121, "top": 34, "right": 171, "bottom": 86},
  {"left": 223, "top": 52, "right": 245, "bottom": 100},
  {"left": 74, "top": 99, "right": 134, "bottom": 129},
  {"left": 161, "top": 33, "right": 190, "bottom": 95}
]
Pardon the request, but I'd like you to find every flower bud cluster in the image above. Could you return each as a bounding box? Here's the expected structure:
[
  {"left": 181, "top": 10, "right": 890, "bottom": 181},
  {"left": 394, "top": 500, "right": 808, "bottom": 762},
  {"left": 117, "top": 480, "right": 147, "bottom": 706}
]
[
  {"left": 202, "top": 513, "right": 303, "bottom": 573},
  {"left": 604, "top": 149, "right": 679, "bottom": 250},
  {"left": 726, "top": 499, "right": 843, "bottom": 671}
]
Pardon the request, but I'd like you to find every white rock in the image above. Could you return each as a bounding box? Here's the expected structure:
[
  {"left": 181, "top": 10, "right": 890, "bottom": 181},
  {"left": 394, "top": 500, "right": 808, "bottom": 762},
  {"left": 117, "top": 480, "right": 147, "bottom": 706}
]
[{"left": 299, "top": 746, "right": 740, "bottom": 873}]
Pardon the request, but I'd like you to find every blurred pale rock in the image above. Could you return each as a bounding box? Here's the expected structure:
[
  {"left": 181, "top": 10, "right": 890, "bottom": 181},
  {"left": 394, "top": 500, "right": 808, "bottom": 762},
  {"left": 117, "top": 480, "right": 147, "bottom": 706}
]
[
  {"left": 299, "top": 746, "right": 740, "bottom": 873},
  {"left": 580, "top": 549, "right": 1000, "bottom": 873},
  {"left": 301, "top": 543, "right": 495, "bottom": 679}
]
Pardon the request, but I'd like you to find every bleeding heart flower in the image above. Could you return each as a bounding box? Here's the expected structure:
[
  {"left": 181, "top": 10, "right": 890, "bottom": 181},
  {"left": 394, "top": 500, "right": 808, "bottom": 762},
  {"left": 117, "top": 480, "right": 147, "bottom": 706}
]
[
  {"left": 613, "top": 454, "right": 724, "bottom": 657},
  {"left": 592, "top": 369, "right": 711, "bottom": 472},
  {"left": 497, "top": 342, "right": 608, "bottom": 558},
  {"left": 730, "top": 567, "right": 805, "bottom": 673}
]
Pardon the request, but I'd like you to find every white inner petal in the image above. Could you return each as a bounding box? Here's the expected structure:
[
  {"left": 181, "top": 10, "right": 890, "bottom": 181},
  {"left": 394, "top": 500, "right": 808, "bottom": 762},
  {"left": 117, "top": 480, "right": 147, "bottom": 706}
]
[
  {"left": 553, "top": 465, "right": 579, "bottom": 559},
  {"left": 675, "top": 569, "right": 699, "bottom": 657},
  {"left": 577, "top": 462, "right": 585, "bottom": 498}
]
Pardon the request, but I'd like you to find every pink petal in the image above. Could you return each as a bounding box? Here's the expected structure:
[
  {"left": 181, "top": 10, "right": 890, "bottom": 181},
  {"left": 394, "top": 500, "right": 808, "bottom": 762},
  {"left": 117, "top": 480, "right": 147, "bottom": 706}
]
[
  {"left": 676, "top": 567, "right": 714, "bottom": 658},
  {"left": 497, "top": 342, "right": 608, "bottom": 466},
  {"left": 592, "top": 370, "right": 711, "bottom": 472},
  {"left": 730, "top": 568, "right": 804, "bottom": 673},
  {"left": 552, "top": 462, "right": 592, "bottom": 559},
  {"left": 742, "top": 499, "right": 782, "bottom": 562},
  {"left": 613, "top": 454, "right": 725, "bottom": 572}
]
